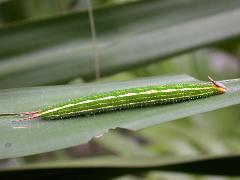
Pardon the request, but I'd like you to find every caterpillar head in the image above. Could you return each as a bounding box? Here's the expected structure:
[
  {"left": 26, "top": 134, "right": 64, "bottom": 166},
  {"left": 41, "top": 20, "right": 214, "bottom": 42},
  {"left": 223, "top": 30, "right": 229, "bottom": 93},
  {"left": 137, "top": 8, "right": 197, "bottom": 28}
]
[{"left": 208, "top": 76, "right": 227, "bottom": 94}]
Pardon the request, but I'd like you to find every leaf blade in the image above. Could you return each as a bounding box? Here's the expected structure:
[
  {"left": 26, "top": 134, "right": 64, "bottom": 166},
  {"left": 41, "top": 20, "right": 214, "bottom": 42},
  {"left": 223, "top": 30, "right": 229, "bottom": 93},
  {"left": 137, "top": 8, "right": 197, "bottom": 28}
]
[
  {"left": 1, "top": 0, "right": 240, "bottom": 88},
  {"left": 1, "top": 154, "right": 240, "bottom": 178},
  {"left": 0, "top": 75, "right": 239, "bottom": 159}
]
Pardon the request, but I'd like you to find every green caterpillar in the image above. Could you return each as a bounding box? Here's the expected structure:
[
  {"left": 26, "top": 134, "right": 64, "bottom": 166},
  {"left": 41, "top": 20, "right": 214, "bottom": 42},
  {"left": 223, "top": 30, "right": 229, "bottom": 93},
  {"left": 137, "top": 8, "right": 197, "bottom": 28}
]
[{"left": 8, "top": 76, "right": 226, "bottom": 121}]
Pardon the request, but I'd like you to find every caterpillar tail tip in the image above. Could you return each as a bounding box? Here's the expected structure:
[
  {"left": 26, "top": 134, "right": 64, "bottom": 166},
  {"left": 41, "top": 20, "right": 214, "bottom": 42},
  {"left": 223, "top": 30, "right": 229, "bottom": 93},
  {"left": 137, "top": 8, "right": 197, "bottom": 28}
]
[
  {"left": 20, "top": 111, "right": 40, "bottom": 116},
  {"left": 15, "top": 114, "right": 41, "bottom": 122}
]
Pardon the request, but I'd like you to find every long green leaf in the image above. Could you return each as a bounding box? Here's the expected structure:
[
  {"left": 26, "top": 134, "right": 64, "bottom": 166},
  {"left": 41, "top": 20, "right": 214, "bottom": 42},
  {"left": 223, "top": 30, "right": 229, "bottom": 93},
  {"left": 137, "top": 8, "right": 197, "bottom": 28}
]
[
  {"left": 1, "top": 155, "right": 240, "bottom": 179},
  {"left": 0, "top": 0, "right": 240, "bottom": 88},
  {"left": 0, "top": 75, "right": 239, "bottom": 159}
]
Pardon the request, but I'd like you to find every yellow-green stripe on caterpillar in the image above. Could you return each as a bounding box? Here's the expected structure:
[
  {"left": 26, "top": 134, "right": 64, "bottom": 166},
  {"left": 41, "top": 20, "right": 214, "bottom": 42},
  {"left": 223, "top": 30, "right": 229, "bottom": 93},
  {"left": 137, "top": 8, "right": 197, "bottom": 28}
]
[{"left": 3, "top": 76, "right": 226, "bottom": 121}]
